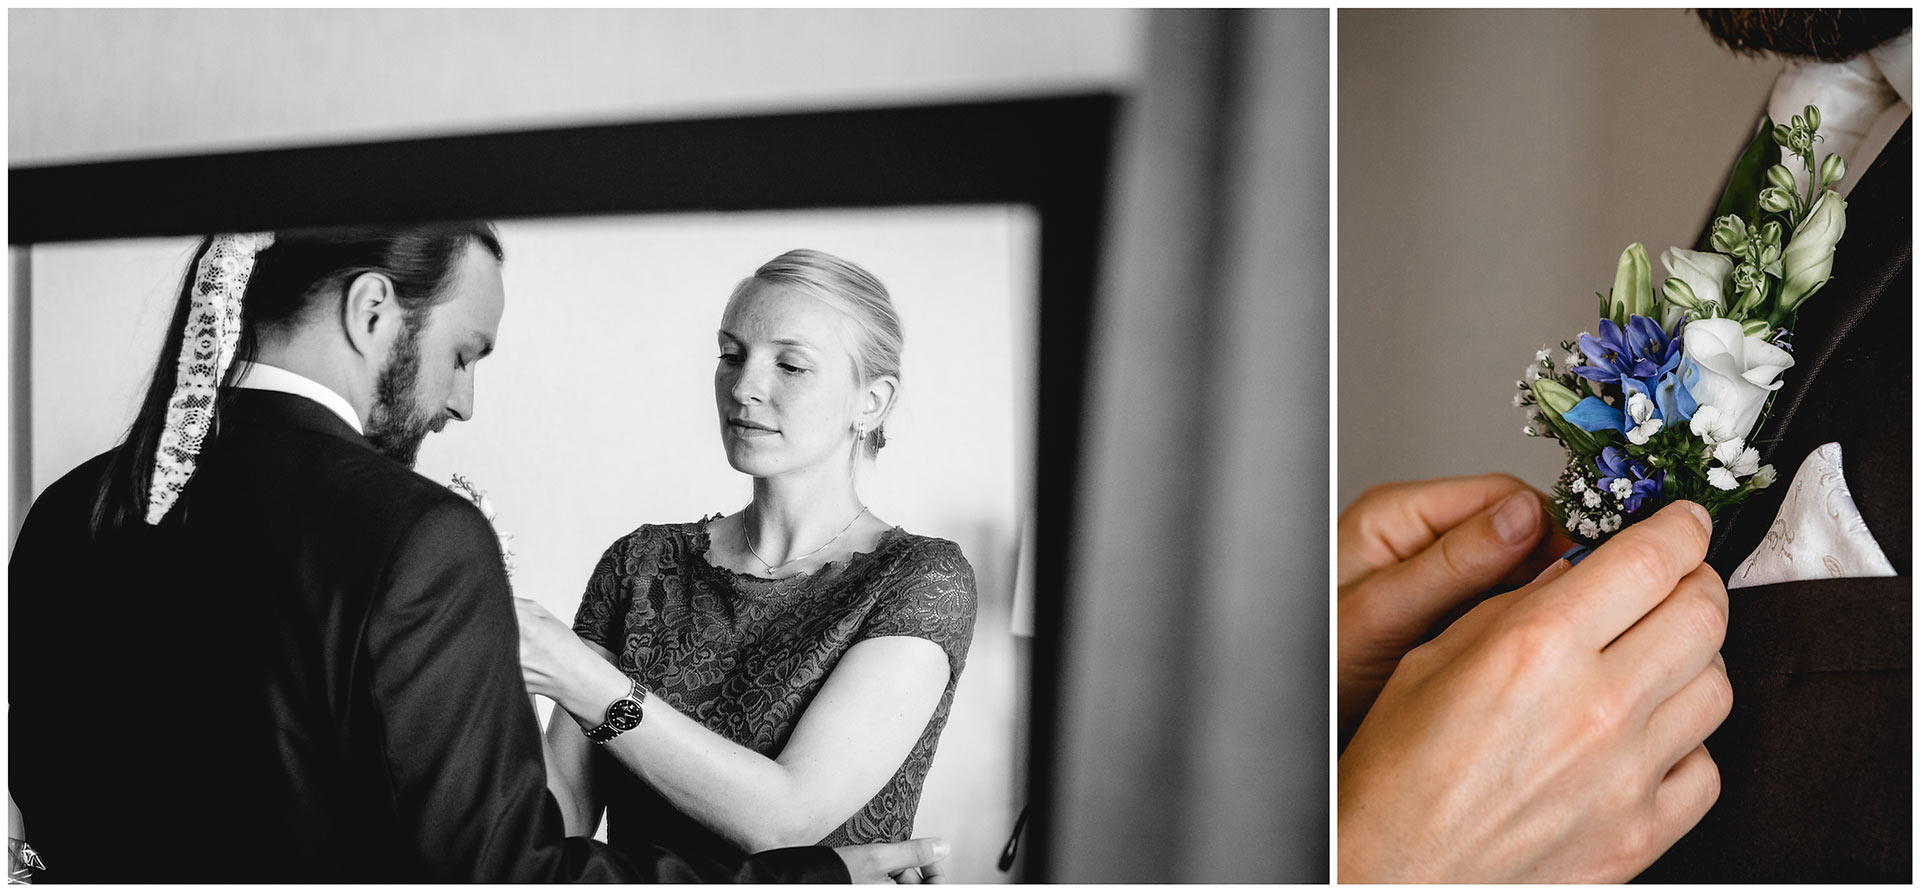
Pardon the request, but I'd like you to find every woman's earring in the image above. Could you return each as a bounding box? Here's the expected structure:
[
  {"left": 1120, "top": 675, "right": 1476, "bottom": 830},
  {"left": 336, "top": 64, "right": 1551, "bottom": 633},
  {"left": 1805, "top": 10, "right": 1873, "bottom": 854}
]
[{"left": 855, "top": 423, "right": 868, "bottom": 441}]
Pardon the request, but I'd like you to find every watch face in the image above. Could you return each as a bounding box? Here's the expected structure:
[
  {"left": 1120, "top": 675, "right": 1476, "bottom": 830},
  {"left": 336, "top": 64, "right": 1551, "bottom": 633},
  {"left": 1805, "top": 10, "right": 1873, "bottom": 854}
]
[{"left": 606, "top": 697, "right": 644, "bottom": 731}]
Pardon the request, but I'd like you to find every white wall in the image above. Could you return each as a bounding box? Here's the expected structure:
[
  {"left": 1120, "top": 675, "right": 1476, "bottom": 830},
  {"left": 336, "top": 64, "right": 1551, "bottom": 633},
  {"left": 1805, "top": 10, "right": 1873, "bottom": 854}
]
[
  {"left": 9, "top": 8, "right": 1143, "bottom": 166},
  {"left": 22, "top": 207, "right": 1036, "bottom": 881}
]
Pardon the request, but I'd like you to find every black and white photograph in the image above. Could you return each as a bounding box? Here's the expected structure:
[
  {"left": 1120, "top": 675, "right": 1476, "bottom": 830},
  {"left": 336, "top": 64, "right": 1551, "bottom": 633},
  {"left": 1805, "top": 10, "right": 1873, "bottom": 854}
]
[{"left": 8, "top": 8, "right": 1321, "bottom": 884}]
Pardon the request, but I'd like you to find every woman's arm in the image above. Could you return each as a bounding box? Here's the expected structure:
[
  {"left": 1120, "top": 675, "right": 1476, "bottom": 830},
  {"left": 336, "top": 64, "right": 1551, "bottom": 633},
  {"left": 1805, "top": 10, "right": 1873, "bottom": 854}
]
[
  {"left": 541, "top": 695, "right": 604, "bottom": 838},
  {"left": 517, "top": 598, "right": 950, "bottom": 853}
]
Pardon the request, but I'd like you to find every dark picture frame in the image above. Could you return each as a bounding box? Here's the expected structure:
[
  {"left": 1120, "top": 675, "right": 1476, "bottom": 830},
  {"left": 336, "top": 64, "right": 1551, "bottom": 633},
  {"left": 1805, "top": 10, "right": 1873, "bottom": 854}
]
[{"left": 8, "top": 92, "right": 1118, "bottom": 881}]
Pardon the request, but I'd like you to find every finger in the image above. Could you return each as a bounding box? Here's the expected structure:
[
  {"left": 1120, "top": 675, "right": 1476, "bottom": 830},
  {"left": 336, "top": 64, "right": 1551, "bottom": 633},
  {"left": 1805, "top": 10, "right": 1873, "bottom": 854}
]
[
  {"left": 920, "top": 855, "right": 947, "bottom": 884},
  {"left": 1337, "top": 473, "right": 1540, "bottom": 585},
  {"left": 878, "top": 838, "right": 947, "bottom": 879},
  {"left": 1603, "top": 564, "right": 1729, "bottom": 702},
  {"left": 1643, "top": 653, "right": 1732, "bottom": 771},
  {"left": 1409, "top": 558, "right": 1571, "bottom": 662},
  {"left": 1346, "top": 489, "right": 1547, "bottom": 642},
  {"left": 893, "top": 866, "right": 924, "bottom": 885},
  {"left": 1651, "top": 743, "right": 1721, "bottom": 853},
  {"left": 1501, "top": 522, "right": 1579, "bottom": 589},
  {"left": 1530, "top": 500, "right": 1712, "bottom": 648}
]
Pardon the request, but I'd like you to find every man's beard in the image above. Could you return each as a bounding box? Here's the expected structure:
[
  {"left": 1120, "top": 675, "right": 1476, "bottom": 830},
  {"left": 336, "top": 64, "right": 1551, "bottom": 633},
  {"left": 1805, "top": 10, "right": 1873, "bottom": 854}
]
[
  {"left": 364, "top": 317, "right": 444, "bottom": 468},
  {"left": 1696, "top": 9, "right": 1912, "bottom": 62}
]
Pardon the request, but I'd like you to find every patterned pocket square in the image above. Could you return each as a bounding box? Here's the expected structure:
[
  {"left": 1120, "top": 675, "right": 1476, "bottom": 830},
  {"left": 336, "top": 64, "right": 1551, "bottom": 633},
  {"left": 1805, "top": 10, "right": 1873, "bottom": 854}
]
[{"left": 1730, "top": 442, "right": 1897, "bottom": 589}]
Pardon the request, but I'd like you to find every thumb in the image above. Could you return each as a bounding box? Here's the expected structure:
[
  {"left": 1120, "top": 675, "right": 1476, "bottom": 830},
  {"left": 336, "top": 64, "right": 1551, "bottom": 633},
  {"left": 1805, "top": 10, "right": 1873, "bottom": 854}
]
[{"left": 1351, "top": 489, "right": 1545, "bottom": 634}]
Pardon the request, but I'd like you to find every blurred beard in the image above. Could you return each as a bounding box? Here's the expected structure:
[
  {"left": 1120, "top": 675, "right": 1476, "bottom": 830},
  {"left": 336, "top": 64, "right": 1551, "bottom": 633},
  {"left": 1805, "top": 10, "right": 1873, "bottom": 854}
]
[
  {"left": 1696, "top": 9, "right": 1912, "bottom": 62},
  {"left": 364, "top": 317, "right": 443, "bottom": 468}
]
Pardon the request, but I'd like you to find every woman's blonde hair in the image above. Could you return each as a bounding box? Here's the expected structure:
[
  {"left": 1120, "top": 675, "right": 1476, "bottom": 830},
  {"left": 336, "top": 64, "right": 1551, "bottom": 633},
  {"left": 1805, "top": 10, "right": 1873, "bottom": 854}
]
[{"left": 729, "top": 249, "right": 903, "bottom": 457}]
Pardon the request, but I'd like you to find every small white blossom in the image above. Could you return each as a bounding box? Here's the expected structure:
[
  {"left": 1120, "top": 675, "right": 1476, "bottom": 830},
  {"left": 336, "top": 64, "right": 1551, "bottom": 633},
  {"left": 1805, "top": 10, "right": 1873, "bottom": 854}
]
[
  {"left": 1690, "top": 404, "right": 1740, "bottom": 446},
  {"left": 1513, "top": 391, "right": 1528, "bottom": 408},
  {"left": 1564, "top": 351, "right": 1584, "bottom": 367},
  {"left": 1569, "top": 477, "right": 1587, "bottom": 494},
  {"left": 1712, "top": 439, "right": 1760, "bottom": 476},
  {"left": 1707, "top": 467, "right": 1740, "bottom": 490},
  {"left": 1523, "top": 425, "right": 1536, "bottom": 436},
  {"left": 1515, "top": 379, "right": 1527, "bottom": 390},
  {"left": 1566, "top": 508, "right": 1585, "bottom": 528},
  {"left": 1582, "top": 489, "right": 1603, "bottom": 508},
  {"left": 1577, "top": 518, "right": 1601, "bottom": 539},
  {"left": 1624, "top": 392, "right": 1663, "bottom": 445},
  {"left": 1751, "top": 464, "right": 1778, "bottom": 489},
  {"left": 1609, "top": 478, "right": 1633, "bottom": 499},
  {"left": 1535, "top": 347, "right": 1552, "bottom": 362},
  {"left": 1599, "top": 514, "right": 1622, "bottom": 533},
  {"left": 1524, "top": 364, "right": 1542, "bottom": 382}
]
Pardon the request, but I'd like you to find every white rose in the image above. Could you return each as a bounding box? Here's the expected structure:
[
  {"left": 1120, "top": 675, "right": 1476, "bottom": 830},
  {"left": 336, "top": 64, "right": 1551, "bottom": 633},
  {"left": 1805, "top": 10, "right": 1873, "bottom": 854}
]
[
  {"left": 1660, "top": 246, "right": 1735, "bottom": 328},
  {"left": 1779, "top": 190, "right": 1847, "bottom": 312},
  {"left": 1681, "top": 318, "right": 1794, "bottom": 442}
]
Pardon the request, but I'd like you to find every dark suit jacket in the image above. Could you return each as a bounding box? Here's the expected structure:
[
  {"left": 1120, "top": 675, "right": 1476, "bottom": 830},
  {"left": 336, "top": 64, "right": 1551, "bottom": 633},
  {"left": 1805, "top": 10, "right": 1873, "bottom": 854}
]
[
  {"left": 8, "top": 390, "right": 847, "bottom": 883},
  {"left": 1637, "top": 119, "right": 1911, "bottom": 882}
]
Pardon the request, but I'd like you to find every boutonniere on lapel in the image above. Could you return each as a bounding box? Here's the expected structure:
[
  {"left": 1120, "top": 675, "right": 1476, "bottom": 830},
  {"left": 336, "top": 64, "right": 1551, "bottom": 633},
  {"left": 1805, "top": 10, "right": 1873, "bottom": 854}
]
[
  {"left": 1515, "top": 104, "right": 1848, "bottom": 549},
  {"left": 448, "top": 473, "right": 518, "bottom": 582}
]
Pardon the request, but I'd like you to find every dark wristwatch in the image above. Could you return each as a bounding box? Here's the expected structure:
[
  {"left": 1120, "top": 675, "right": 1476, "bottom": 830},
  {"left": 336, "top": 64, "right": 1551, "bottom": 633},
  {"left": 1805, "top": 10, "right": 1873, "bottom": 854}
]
[{"left": 584, "top": 677, "right": 648, "bottom": 744}]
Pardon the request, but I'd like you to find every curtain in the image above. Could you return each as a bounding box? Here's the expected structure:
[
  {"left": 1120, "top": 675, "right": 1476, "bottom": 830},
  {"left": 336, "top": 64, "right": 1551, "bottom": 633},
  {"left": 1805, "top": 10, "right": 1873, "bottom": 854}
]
[{"left": 1048, "top": 8, "right": 1328, "bottom": 883}]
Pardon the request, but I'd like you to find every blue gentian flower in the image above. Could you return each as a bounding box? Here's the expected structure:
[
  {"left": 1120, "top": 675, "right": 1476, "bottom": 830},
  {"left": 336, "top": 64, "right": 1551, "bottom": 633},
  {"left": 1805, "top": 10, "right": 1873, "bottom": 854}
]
[
  {"left": 1595, "top": 446, "right": 1665, "bottom": 513},
  {"left": 1574, "top": 315, "right": 1686, "bottom": 384}
]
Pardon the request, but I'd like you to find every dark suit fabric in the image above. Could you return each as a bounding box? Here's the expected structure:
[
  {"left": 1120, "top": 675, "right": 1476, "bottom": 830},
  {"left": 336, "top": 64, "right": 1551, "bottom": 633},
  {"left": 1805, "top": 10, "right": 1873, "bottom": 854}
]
[
  {"left": 8, "top": 390, "right": 847, "bottom": 883},
  {"left": 1636, "top": 119, "right": 1911, "bottom": 882}
]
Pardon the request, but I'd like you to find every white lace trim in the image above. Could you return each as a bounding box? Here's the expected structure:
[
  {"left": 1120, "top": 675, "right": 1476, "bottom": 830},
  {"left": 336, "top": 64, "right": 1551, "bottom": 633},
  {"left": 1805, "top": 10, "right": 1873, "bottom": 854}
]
[{"left": 145, "top": 232, "right": 274, "bottom": 525}]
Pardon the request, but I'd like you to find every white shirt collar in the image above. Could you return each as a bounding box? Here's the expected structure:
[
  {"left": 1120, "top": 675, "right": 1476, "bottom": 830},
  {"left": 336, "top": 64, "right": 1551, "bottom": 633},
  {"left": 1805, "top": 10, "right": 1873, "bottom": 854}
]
[
  {"left": 1767, "top": 30, "right": 1912, "bottom": 197},
  {"left": 231, "top": 362, "right": 365, "bottom": 435}
]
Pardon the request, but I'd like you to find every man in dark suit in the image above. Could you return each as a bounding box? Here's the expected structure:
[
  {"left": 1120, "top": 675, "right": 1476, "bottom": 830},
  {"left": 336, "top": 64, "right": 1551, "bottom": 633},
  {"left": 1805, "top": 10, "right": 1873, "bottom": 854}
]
[
  {"left": 8, "top": 225, "right": 945, "bottom": 882},
  {"left": 1637, "top": 10, "right": 1911, "bottom": 882}
]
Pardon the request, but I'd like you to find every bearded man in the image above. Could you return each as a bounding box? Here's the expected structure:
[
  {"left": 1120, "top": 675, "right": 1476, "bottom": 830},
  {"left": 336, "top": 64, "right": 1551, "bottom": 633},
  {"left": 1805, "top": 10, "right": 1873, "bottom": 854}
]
[{"left": 7, "top": 225, "right": 945, "bottom": 883}]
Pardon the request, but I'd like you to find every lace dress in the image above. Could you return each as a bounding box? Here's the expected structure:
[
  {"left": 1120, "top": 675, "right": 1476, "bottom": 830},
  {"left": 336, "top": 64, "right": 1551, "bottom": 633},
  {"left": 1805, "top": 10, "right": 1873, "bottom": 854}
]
[{"left": 570, "top": 516, "right": 978, "bottom": 861}]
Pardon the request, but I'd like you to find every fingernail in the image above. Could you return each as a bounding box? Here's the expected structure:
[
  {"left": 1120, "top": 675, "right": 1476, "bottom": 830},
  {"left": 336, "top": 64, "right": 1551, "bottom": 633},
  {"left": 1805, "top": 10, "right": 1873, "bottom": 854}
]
[
  {"left": 930, "top": 840, "right": 950, "bottom": 859},
  {"left": 1679, "top": 501, "right": 1713, "bottom": 536},
  {"left": 1534, "top": 557, "right": 1571, "bottom": 583},
  {"left": 1492, "top": 491, "right": 1540, "bottom": 545}
]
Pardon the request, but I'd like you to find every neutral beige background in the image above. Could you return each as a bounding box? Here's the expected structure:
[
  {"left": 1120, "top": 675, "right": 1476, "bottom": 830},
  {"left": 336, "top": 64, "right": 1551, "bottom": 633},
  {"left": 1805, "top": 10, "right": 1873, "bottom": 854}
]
[{"left": 1338, "top": 9, "right": 1782, "bottom": 506}]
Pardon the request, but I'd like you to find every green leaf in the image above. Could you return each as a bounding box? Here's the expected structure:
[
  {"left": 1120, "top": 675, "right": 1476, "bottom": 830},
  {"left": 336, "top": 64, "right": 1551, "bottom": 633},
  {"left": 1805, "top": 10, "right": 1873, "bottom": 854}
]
[{"left": 1700, "top": 118, "right": 1781, "bottom": 251}]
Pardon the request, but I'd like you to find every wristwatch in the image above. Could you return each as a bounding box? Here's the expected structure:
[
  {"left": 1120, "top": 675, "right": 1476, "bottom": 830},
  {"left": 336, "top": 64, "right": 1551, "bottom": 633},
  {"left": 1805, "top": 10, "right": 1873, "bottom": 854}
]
[{"left": 583, "top": 677, "right": 649, "bottom": 744}]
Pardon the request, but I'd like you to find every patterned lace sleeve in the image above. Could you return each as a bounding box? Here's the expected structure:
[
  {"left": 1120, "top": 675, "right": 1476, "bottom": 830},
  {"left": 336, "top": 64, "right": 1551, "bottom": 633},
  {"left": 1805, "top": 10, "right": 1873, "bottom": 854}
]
[
  {"left": 571, "top": 529, "right": 646, "bottom": 652},
  {"left": 855, "top": 537, "right": 979, "bottom": 676}
]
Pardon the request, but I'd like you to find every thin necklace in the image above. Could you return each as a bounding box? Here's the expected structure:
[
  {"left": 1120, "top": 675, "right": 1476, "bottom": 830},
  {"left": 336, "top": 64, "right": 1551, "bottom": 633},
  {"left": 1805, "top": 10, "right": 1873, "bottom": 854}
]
[{"left": 744, "top": 503, "right": 869, "bottom": 578}]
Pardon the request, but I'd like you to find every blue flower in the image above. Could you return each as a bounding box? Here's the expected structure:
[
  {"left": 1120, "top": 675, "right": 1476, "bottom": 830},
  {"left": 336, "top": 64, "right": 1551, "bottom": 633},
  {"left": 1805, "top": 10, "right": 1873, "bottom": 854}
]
[
  {"left": 1573, "top": 315, "right": 1685, "bottom": 384},
  {"left": 1595, "top": 447, "right": 1665, "bottom": 513}
]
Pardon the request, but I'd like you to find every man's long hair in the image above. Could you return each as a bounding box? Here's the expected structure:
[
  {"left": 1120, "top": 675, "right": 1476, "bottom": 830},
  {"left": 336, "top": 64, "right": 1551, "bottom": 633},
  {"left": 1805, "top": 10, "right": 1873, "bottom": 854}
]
[{"left": 89, "top": 223, "right": 503, "bottom": 536}]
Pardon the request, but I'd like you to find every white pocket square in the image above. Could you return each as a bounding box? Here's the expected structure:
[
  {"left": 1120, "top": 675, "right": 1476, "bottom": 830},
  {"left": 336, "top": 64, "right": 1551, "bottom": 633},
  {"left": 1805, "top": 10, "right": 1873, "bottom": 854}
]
[{"left": 1729, "top": 441, "right": 1896, "bottom": 589}]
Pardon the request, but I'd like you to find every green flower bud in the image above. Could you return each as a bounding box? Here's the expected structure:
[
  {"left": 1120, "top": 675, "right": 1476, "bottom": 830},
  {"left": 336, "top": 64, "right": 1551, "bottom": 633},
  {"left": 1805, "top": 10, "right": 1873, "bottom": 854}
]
[
  {"left": 1758, "top": 187, "right": 1795, "bottom": 214},
  {"left": 1771, "top": 123, "right": 1794, "bottom": 147},
  {"left": 1804, "top": 105, "right": 1820, "bottom": 131},
  {"left": 1820, "top": 152, "right": 1846, "bottom": 188},
  {"left": 1766, "top": 164, "right": 1797, "bottom": 192},
  {"left": 1608, "top": 242, "right": 1654, "bottom": 325},
  {"left": 1741, "top": 318, "right": 1773, "bottom": 338},
  {"left": 1529, "top": 378, "right": 1580, "bottom": 417},
  {"left": 1780, "top": 189, "right": 1847, "bottom": 311},
  {"left": 1710, "top": 216, "right": 1748, "bottom": 256},
  {"left": 1758, "top": 220, "right": 1783, "bottom": 248},
  {"left": 1661, "top": 276, "right": 1699, "bottom": 311}
]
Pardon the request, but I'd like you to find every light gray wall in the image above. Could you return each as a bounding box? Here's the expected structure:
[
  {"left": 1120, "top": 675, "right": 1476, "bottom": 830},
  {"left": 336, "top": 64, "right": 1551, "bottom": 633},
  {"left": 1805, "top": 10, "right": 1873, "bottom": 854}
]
[
  {"left": 1338, "top": 9, "right": 1781, "bottom": 506},
  {"left": 9, "top": 8, "right": 1142, "bottom": 165}
]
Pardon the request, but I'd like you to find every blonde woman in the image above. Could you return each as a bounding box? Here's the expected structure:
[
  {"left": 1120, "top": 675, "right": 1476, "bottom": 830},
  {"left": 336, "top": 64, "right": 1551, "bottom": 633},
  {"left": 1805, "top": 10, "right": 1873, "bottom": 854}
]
[{"left": 515, "top": 250, "right": 977, "bottom": 871}]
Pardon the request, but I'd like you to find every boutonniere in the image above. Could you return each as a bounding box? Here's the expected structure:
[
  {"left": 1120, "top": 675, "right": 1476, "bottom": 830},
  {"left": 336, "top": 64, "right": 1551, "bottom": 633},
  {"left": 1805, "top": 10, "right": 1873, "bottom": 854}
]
[
  {"left": 448, "top": 473, "right": 517, "bottom": 581},
  {"left": 1516, "top": 105, "right": 1845, "bottom": 548}
]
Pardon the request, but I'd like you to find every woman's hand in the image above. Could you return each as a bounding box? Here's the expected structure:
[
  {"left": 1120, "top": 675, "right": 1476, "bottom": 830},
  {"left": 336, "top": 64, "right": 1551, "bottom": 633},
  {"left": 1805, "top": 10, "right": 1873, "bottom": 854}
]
[
  {"left": 1337, "top": 474, "right": 1568, "bottom": 740},
  {"left": 1338, "top": 501, "right": 1730, "bottom": 882},
  {"left": 513, "top": 597, "right": 604, "bottom": 701}
]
